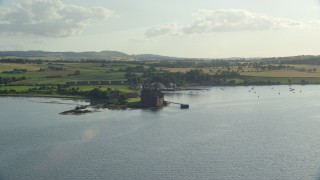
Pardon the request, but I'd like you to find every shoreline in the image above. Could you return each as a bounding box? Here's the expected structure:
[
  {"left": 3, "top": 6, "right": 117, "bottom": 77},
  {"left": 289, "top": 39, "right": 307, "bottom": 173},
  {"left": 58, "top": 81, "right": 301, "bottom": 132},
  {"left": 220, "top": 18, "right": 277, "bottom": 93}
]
[
  {"left": 0, "top": 83, "right": 317, "bottom": 99},
  {"left": 1, "top": 84, "right": 317, "bottom": 115}
]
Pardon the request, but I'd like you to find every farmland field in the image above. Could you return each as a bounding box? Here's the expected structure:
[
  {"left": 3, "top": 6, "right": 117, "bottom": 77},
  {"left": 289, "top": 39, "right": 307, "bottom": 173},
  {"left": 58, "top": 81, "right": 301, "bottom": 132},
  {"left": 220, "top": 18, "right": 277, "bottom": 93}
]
[
  {"left": 0, "top": 62, "right": 127, "bottom": 85},
  {"left": 240, "top": 70, "right": 320, "bottom": 78},
  {"left": 0, "top": 63, "right": 44, "bottom": 72},
  {"left": 2, "top": 59, "right": 320, "bottom": 91}
]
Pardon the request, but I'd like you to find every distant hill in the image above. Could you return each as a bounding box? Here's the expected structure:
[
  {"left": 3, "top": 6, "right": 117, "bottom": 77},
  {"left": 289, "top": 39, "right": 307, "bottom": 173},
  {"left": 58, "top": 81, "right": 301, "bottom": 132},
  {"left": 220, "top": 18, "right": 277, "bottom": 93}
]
[
  {"left": 0, "top": 51, "right": 269, "bottom": 61},
  {"left": 2, "top": 51, "right": 319, "bottom": 62},
  {"left": 0, "top": 50, "right": 183, "bottom": 61},
  {"left": 59, "top": 51, "right": 129, "bottom": 58},
  {"left": 132, "top": 54, "right": 178, "bottom": 60},
  {"left": 0, "top": 50, "right": 130, "bottom": 60}
]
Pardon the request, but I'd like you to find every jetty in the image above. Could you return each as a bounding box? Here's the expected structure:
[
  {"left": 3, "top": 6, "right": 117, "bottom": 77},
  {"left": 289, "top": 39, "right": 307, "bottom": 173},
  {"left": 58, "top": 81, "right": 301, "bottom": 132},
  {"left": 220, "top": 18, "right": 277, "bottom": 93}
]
[{"left": 166, "top": 101, "right": 189, "bottom": 109}]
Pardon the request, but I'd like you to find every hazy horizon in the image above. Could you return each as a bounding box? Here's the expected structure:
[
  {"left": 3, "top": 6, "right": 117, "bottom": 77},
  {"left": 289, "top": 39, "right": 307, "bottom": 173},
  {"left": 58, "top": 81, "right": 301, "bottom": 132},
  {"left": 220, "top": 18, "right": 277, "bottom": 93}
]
[
  {"left": 1, "top": 49, "right": 320, "bottom": 60},
  {"left": 1, "top": 0, "right": 320, "bottom": 58}
]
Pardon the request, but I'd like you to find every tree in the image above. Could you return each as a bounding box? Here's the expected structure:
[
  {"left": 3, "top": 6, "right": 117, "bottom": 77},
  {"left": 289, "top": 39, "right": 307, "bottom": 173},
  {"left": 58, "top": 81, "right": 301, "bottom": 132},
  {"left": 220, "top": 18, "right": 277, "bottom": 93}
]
[
  {"left": 125, "top": 72, "right": 141, "bottom": 84},
  {"left": 89, "top": 88, "right": 108, "bottom": 99}
]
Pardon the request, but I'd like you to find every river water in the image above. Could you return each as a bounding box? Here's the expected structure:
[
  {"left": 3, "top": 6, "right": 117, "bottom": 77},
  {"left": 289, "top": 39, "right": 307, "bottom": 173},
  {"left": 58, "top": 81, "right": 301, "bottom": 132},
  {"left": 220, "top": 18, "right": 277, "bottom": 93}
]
[{"left": 1, "top": 85, "right": 320, "bottom": 180}]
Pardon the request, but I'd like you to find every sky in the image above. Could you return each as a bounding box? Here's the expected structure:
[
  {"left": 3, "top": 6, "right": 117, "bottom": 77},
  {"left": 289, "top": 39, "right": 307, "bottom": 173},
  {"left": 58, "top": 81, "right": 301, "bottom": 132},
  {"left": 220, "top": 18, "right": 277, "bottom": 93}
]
[{"left": 1, "top": 0, "right": 320, "bottom": 58}]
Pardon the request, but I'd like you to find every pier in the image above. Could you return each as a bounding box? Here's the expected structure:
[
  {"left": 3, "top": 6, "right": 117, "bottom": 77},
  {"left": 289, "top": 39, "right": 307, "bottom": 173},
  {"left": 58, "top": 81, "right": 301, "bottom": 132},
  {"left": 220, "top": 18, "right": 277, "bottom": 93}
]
[{"left": 166, "top": 101, "right": 189, "bottom": 109}]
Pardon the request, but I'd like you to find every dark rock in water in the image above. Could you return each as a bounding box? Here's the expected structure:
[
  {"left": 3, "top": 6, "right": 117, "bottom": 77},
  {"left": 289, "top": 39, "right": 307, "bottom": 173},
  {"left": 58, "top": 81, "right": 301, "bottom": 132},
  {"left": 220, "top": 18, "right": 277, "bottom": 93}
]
[
  {"left": 60, "top": 109, "right": 92, "bottom": 115},
  {"left": 180, "top": 104, "right": 189, "bottom": 109}
]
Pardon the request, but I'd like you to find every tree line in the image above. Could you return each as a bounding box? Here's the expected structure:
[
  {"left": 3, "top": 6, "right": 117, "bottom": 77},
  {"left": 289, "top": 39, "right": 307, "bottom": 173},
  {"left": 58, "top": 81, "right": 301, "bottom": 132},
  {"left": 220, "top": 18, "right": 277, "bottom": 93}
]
[
  {"left": 125, "top": 69, "right": 240, "bottom": 86},
  {"left": 0, "top": 76, "right": 26, "bottom": 85}
]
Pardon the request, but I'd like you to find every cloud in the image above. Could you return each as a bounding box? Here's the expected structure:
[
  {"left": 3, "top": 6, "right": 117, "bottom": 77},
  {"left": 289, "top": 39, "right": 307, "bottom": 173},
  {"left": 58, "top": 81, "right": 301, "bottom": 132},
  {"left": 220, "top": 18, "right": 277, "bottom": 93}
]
[
  {"left": 183, "top": 9, "right": 309, "bottom": 34},
  {"left": 0, "top": 0, "right": 115, "bottom": 37},
  {"left": 144, "top": 23, "right": 182, "bottom": 38},
  {"left": 145, "top": 9, "right": 320, "bottom": 37}
]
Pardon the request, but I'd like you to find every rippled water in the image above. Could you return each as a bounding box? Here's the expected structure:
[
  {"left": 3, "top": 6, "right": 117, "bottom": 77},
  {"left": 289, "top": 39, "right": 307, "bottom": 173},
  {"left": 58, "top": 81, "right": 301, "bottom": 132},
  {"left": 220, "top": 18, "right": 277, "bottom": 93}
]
[{"left": 1, "top": 85, "right": 320, "bottom": 180}]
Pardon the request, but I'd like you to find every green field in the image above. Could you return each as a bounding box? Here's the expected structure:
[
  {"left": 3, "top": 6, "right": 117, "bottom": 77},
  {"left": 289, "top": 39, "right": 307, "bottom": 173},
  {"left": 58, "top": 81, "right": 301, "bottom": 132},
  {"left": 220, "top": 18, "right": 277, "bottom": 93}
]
[
  {"left": 0, "top": 61, "right": 137, "bottom": 101},
  {"left": 0, "top": 86, "right": 36, "bottom": 92},
  {"left": 68, "top": 85, "right": 133, "bottom": 93},
  {"left": 0, "top": 62, "right": 129, "bottom": 85},
  {"left": 127, "top": 97, "right": 141, "bottom": 103}
]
